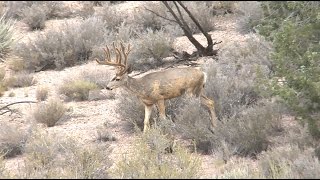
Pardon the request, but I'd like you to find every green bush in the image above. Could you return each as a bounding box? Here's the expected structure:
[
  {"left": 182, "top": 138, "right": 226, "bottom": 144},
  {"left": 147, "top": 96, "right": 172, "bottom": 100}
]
[
  {"left": 255, "top": 2, "right": 320, "bottom": 139},
  {"left": 0, "top": 14, "right": 15, "bottom": 61}
]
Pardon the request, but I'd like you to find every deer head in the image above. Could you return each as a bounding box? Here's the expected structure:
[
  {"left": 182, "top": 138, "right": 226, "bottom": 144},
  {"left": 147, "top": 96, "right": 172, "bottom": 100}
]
[{"left": 95, "top": 42, "right": 132, "bottom": 90}]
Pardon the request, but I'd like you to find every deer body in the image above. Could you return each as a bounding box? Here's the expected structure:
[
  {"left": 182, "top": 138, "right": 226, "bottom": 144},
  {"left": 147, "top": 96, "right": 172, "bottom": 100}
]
[
  {"left": 96, "top": 42, "right": 217, "bottom": 133},
  {"left": 110, "top": 68, "right": 204, "bottom": 103}
]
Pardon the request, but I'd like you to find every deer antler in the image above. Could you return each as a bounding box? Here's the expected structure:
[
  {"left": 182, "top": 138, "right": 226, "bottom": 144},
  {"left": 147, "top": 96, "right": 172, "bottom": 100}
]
[
  {"left": 96, "top": 42, "right": 132, "bottom": 75},
  {"left": 95, "top": 42, "right": 126, "bottom": 68}
]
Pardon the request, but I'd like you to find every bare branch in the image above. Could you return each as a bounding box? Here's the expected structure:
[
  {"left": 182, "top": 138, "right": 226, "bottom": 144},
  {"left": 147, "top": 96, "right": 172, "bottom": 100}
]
[
  {"left": 143, "top": 6, "right": 177, "bottom": 23},
  {"left": 0, "top": 101, "right": 37, "bottom": 116}
]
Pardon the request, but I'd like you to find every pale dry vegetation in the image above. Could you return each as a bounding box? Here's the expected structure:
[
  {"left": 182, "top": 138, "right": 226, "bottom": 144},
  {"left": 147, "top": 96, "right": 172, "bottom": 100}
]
[
  {"left": 0, "top": 1, "right": 319, "bottom": 179},
  {"left": 0, "top": 123, "right": 28, "bottom": 158},
  {"left": 33, "top": 98, "right": 66, "bottom": 127}
]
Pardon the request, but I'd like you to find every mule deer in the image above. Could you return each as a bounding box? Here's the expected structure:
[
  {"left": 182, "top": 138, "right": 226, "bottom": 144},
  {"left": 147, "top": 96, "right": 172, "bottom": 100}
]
[{"left": 96, "top": 42, "right": 218, "bottom": 133}]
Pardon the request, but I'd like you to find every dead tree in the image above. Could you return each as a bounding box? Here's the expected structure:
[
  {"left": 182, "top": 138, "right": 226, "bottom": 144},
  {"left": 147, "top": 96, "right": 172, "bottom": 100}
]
[
  {"left": 0, "top": 101, "right": 37, "bottom": 116},
  {"left": 146, "top": 1, "right": 221, "bottom": 58}
]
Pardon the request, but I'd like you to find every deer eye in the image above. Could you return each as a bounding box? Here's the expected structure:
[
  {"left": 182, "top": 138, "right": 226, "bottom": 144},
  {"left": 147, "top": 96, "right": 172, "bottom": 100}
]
[{"left": 115, "top": 78, "right": 120, "bottom": 81}]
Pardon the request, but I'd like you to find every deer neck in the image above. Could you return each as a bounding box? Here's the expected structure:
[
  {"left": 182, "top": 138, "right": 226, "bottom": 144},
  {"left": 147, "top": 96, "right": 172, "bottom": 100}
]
[{"left": 123, "top": 76, "right": 145, "bottom": 97}]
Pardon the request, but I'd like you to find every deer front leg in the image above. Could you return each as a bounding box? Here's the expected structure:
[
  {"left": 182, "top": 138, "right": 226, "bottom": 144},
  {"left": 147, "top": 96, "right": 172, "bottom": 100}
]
[
  {"left": 156, "top": 99, "right": 166, "bottom": 120},
  {"left": 200, "top": 94, "right": 217, "bottom": 131},
  {"left": 143, "top": 104, "right": 153, "bottom": 133}
]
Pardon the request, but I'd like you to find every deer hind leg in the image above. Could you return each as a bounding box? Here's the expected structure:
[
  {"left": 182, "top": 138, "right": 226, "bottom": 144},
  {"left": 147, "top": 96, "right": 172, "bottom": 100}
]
[
  {"left": 200, "top": 92, "right": 218, "bottom": 130},
  {"left": 143, "top": 105, "right": 153, "bottom": 133}
]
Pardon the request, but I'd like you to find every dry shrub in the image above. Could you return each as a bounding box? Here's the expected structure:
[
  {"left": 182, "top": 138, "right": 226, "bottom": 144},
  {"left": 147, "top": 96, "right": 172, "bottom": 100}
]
[
  {"left": 204, "top": 35, "right": 272, "bottom": 119},
  {"left": 33, "top": 98, "right": 66, "bottom": 127},
  {"left": 36, "top": 86, "right": 49, "bottom": 101},
  {"left": 78, "top": 65, "right": 112, "bottom": 89},
  {"left": 0, "top": 123, "right": 28, "bottom": 158},
  {"left": 21, "top": 3, "right": 47, "bottom": 30},
  {"left": 183, "top": 1, "right": 216, "bottom": 34},
  {"left": 112, "top": 127, "right": 201, "bottom": 178},
  {"left": 235, "top": 1, "right": 264, "bottom": 34},
  {"left": 59, "top": 79, "right": 98, "bottom": 101},
  {"left": 21, "top": 129, "right": 110, "bottom": 178},
  {"left": 258, "top": 145, "right": 320, "bottom": 178},
  {"left": 14, "top": 16, "right": 109, "bottom": 71},
  {"left": 76, "top": 1, "right": 94, "bottom": 18},
  {"left": 6, "top": 55, "right": 26, "bottom": 72},
  {"left": 95, "top": 126, "right": 116, "bottom": 142},
  {"left": 210, "top": 1, "right": 237, "bottom": 15},
  {"left": 115, "top": 90, "right": 148, "bottom": 132},
  {"left": 4, "top": 71, "right": 35, "bottom": 88},
  {"left": 129, "top": 28, "right": 174, "bottom": 71},
  {"left": 97, "top": 3, "right": 124, "bottom": 30},
  {"left": 0, "top": 67, "right": 5, "bottom": 96},
  {"left": 131, "top": 2, "right": 170, "bottom": 32},
  {"left": 3, "top": 1, "right": 63, "bottom": 20}
]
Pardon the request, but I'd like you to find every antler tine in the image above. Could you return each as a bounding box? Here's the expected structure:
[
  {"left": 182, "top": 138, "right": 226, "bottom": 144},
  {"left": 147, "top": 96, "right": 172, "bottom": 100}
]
[
  {"left": 120, "top": 41, "right": 132, "bottom": 67},
  {"left": 103, "top": 45, "right": 111, "bottom": 62}
]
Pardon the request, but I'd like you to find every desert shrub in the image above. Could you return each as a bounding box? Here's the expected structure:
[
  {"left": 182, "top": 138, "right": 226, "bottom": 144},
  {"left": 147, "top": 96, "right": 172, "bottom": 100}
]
[
  {"left": 112, "top": 127, "right": 201, "bottom": 178},
  {"left": 3, "top": 1, "right": 66, "bottom": 20},
  {"left": 14, "top": 16, "right": 109, "bottom": 71},
  {"left": 204, "top": 35, "right": 273, "bottom": 119},
  {"left": 235, "top": 1, "right": 264, "bottom": 34},
  {"left": 59, "top": 79, "right": 98, "bottom": 101},
  {"left": 33, "top": 98, "right": 66, "bottom": 127},
  {"left": 0, "top": 14, "right": 15, "bottom": 61},
  {"left": 216, "top": 145, "right": 320, "bottom": 178},
  {"left": 0, "top": 66, "right": 5, "bottom": 95},
  {"left": 78, "top": 63, "right": 112, "bottom": 89},
  {"left": 183, "top": 1, "right": 216, "bottom": 34},
  {"left": 97, "top": 3, "right": 124, "bottom": 30},
  {"left": 258, "top": 145, "right": 320, "bottom": 178},
  {"left": 115, "top": 90, "right": 149, "bottom": 132},
  {"left": 3, "top": 1, "right": 34, "bottom": 19},
  {"left": 129, "top": 28, "right": 174, "bottom": 71},
  {"left": 210, "top": 1, "right": 237, "bottom": 15},
  {"left": 76, "top": 1, "right": 94, "bottom": 18},
  {"left": 96, "top": 126, "right": 116, "bottom": 142},
  {"left": 36, "top": 86, "right": 49, "bottom": 101},
  {"left": 216, "top": 157, "right": 259, "bottom": 178},
  {"left": 4, "top": 71, "right": 35, "bottom": 88},
  {"left": 21, "top": 130, "right": 110, "bottom": 179},
  {"left": 213, "top": 100, "right": 284, "bottom": 158},
  {"left": 0, "top": 67, "right": 5, "bottom": 81},
  {"left": 0, "top": 85, "right": 6, "bottom": 97},
  {"left": 6, "top": 55, "right": 26, "bottom": 72},
  {"left": 0, "top": 123, "right": 28, "bottom": 158},
  {"left": 131, "top": 2, "right": 171, "bottom": 32},
  {"left": 255, "top": 2, "right": 320, "bottom": 139},
  {"left": 21, "top": 3, "right": 47, "bottom": 30}
]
